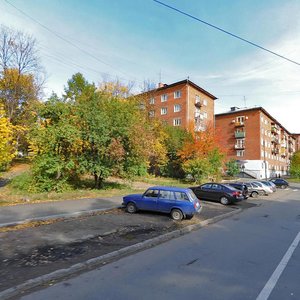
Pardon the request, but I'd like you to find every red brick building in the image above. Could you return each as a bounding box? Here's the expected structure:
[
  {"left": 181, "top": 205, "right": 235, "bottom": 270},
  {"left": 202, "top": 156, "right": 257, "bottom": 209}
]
[
  {"left": 292, "top": 134, "right": 300, "bottom": 152},
  {"left": 137, "top": 79, "right": 217, "bottom": 131},
  {"left": 215, "top": 107, "right": 296, "bottom": 179}
]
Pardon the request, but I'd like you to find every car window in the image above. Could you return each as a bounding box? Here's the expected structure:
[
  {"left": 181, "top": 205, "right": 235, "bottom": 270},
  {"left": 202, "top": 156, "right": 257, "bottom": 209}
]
[
  {"left": 187, "top": 190, "right": 197, "bottom": 201},
  {"left": 212, "top": 184, "right": 222, "bottom": 190},
  {"left": 174, "top": 191, "right": 189, "bottom": 201},
  {"left": 201, "top": 184, "right": 212, "bottom": 189},
  {"left": 159, "top": 190, "right": 176, "bottom": 200},
  {"left": 251, "top": 182, "right": 259, "bottom": 187},
  {"left": 144, "top": 189, "right": 159, "bottom": 198}
]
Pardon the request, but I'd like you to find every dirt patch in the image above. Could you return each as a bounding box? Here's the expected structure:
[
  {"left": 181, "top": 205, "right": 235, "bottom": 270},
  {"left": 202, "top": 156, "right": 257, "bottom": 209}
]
[{"left": 0, "top": 202, "right": 241, "bottom": 292}]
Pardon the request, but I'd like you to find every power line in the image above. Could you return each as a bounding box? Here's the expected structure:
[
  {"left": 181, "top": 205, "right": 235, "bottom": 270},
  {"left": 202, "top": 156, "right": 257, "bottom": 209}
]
[
  {"left": 153, "top": 0, "right": 300, "bottom": 67},
  {"left": 4, "top": 0, "right": 138, "bottom": 80}
]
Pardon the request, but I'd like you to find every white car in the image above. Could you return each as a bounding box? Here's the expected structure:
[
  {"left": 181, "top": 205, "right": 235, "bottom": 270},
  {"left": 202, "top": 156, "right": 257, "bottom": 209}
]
[{"left": 253, "top": 181, "right": 273, "bottom": 195}]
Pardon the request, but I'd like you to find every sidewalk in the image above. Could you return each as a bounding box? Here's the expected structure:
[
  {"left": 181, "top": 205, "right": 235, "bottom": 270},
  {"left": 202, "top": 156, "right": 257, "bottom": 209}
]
[{"left": 0, "top": 197, "right": 122, "bottom": 227}]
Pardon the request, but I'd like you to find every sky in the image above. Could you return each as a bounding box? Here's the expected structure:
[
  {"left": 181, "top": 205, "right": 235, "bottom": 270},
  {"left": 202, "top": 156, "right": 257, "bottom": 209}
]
[{"left": 1, "top": 0, "right": 300, "bottom": 132}]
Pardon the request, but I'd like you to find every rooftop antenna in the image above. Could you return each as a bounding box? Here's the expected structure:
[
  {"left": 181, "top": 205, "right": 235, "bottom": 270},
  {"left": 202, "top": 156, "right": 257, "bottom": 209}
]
[
  {"left": 243, "top": 96, "right": 247, "bottom": 108},
  {"left": 159, "top": 70, "right": 162, "bottom": 83}
]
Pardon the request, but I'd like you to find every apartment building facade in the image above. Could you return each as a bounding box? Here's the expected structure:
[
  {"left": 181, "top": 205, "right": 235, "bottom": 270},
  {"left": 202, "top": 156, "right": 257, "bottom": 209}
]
[
  {"left": 215, "top": 107, "right": 296, "bottom": 179},
  {"left": 137, "top": 79, "right": 217, "bottom": 131},
  {"left": 293, "top": 133, "right": 300, "bottom": 152}
]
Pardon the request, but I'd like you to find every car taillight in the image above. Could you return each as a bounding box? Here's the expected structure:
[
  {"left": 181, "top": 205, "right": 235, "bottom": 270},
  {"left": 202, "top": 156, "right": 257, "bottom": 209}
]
[
  {"left": 194, "top": 201, "right": 200, "bottom": 208},
  {"left": 232, "top": 191, "right": 240, "bottom": 197}
]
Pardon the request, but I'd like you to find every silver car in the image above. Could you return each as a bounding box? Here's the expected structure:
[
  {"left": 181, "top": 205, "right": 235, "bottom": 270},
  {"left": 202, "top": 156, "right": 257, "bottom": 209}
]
[
  {"left": 260, "top": 180, "right": 277, "bottom": 192},
  {"left": 252, "top": 181, "right": 273, "bottom": 195}
]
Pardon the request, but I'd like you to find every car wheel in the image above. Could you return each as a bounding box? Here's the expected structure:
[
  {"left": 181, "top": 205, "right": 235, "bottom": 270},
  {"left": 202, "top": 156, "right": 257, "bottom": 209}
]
[
  {"left": 126, "top": 202, "right": 137, "bottom": 214},
  {"left": 281, "top": 184, "right": 287, "bottom": 189},
  {"left": 220, "top": 196, "right": 229, "bottom": 205},
  {"left": 171, "top": 209, "right": 183, "bottom": 221},
  {"left": 251, "top": 191, "right": 258, "bottom": 198}
]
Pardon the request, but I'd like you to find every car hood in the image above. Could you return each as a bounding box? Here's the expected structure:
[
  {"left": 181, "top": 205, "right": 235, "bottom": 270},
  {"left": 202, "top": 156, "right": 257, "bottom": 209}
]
[{"left": 123, "top": 194, "right": 143, "bottom": 200}]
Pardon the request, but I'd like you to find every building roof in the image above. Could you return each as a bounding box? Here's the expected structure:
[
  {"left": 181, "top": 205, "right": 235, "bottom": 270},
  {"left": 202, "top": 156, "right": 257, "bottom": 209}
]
[
  {"left": 215, "top": 106, "right": 295, "bottom": 137},
  {"left": 137, "top": 79, "right": 218, "bottom": 100}
]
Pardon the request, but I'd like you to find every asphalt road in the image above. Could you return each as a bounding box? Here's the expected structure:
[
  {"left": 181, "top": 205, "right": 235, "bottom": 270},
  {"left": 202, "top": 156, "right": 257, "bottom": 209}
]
[
  {"left": 0, "top": 197, "right": 122, "bottom": 226},
  {"left": 20, "top": 187, "right": 300, "bottom": 300}
]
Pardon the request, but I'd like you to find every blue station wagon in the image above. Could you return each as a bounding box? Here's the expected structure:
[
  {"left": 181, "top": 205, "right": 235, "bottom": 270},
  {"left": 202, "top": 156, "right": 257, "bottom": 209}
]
[{"left": 122, "top": 186, "right": 202, "bottom": 221}]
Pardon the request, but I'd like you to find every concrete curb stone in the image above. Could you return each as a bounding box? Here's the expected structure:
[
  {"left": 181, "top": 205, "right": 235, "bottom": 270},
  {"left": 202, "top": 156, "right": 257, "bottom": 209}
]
[{"left": 0, "top": 207, "right": 241, "bottom": 300}]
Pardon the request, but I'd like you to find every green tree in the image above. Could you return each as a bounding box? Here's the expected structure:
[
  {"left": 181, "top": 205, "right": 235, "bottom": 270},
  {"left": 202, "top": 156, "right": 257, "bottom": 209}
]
[
  {"left": 290, "top": 151, "right": 300, "bottom": 178},
  {"left": 0, "top": 104, "right": 15, "bottom": 169},
  {"left": 225, "top": 159, "right": 240, "bottom": 177}
]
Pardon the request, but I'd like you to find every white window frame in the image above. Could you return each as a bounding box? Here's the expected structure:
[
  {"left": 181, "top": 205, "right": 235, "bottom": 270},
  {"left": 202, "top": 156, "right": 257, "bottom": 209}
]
[
  {"left": 195, "top": 95, "right": 200, "bottom": 103},
  {"left": 173, "top": 118, "right": 181, "bottom": 126},
  {"left": 203, "top": 111, "right": 208, "bottom": 119},
  {"left": 174, "top": 104, "right": 181, "bottom": 112},
  {"left": 161, "top": 94, "right": 168, "bottom": 102},
  {"left": 237, "top": 150, "right": 245, "bottom": 157},
  {"left": 203, "top": 99, "right": 207, "bottom": 106},
  {"left": 174, "top": 90, "right": 181, "bottom": 99},
  {"left": 149, "top": 97, "right": 155, "bottom": 104},
  {"left": 149, "top": 110, "right": 155, "bottom": 117},
  {"left": 161, "top": 107, "right": 167, "bottom": 115}
]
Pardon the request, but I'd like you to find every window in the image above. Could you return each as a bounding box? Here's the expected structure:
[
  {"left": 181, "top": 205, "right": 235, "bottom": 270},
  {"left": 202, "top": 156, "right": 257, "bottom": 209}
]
[
  {"left": 161, "top": 107, "right": 167, "bottom": 115},
  {"left": 203, "top": 111, "right": 207, "bottom": 119},
  {"left": 174, "top": 104, "right": 181, "bottom": 112},
  {"left": 173, "top": 118, "right": 181, "bottom": 126},
  {"left": 144, "top": 189, "right": 159, "bottom": 198},
  {"left": 174, "top": 90, "right": 181, "bottom": 99},
  {"left": 195, "top": 95, "right": 200, "bottom": 103},
  {"left": 159, "top": 190, "right": 176, "bottom": 200},
  {"left": 203, "top": 99, "right": 207, "bottom": 106},
  {"left": 149, "top": 97, "right": 155, "bottom": 104},
  {"left": 161, "top": 94, "right": 168, "bottom": 102},
  {"left": 174, "top": 192, "right": 189, "bottom": 201},
  {"left": 237, "top": 150, "right": 244, "bottom": 157},
  {"left": 236, "top": 116, "right": 245, "bottom": 123},
  {"left": 149, "top": 110, "right": 155, "bottom": 117}
]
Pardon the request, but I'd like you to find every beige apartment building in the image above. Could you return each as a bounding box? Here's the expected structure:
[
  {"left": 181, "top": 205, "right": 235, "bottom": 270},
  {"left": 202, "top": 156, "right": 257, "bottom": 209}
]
[
  {"left": 137, "top": 79, "right": 217, "bottom": 131},
  {"left": 215, "top": 107, "right": 296, "bottom": 179}
]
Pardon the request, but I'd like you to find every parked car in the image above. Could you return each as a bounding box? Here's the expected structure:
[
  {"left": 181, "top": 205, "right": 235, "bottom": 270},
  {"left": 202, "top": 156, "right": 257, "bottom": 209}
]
[
  {"left": 228, "top": 183, "right": 249, "bottom": 199},
  {"left": 259, "top": 180, "right": 277, "bottom": 192},
  {"left": 252, "top": 181, "right": 273, "bottom": 195},
  {"left": 237, "top": 181, "right": 266, "bottom": 198},
  {"left": 190, "top": 183, "right": 244, "bottom": 205},
  {"left": 270, "top": 178, "right": 289, "bottom": 189},
  {"left": 122, "top": 186, "right": 202, "bottom": 221}
]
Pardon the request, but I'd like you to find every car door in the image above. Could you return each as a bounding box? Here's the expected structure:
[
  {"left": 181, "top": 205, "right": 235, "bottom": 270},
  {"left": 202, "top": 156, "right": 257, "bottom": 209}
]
[
  {"left": 194, "top": 184, "right": 212, "bottom": 200},
  {"left": 140, "top": 189, "right": 159, "bottom": 211},
  {"left": 157, "top": 190, "right": 176, "bottom": 213},
  {"left": 210, "top": 184, "right": 223, "bottom": 201}
]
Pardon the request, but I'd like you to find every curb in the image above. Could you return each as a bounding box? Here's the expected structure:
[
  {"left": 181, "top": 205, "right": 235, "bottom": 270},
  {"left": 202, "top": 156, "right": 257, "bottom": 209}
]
[
  {"left": 0, "top": 207, "right": 242, "bottom": 300},
  {"left": 0, "top": 207, "right": 121, "bottom": 228}
]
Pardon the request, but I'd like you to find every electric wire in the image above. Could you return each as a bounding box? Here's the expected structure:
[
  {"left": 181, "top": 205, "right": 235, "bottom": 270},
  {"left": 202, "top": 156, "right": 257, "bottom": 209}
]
[
  {"left": 153, "top": 0, "right": 300, "bottom": 67},
  {"left": 4, "top": 0, "right": 138, "bottom": 80}
]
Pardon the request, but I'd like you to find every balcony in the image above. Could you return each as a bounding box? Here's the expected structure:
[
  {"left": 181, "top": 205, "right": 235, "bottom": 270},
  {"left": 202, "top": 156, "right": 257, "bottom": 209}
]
[
  {"left": 195, "top": 101, "right": 202, "bottom": 108},
  {"left": 271, "top": 126, "right": 279, "bottom": 134},
  {"left": 234, "top": 121, "right": 245, "bottom": 127},
  {"left": 271, "top": 148, "right": 279, "bottom": 154},
  {"left": 288, "top": 147, "right": 294, "bottom": 153},
  {"left": 234, "top": 144, "right": 245, "bottom": 149},
  {"left": 271, "top": 137, "right": 279, "bottom": 144},
  {"left": 235, "top": 131, "right": 245, "bottom": 138}
]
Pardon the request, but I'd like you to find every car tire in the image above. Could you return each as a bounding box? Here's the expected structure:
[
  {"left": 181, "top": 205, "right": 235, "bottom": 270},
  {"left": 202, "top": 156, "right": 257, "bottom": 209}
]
[
  {"left": 251, "top": 191, "right": 258, "bottom": 198},
  {"left": 281, "top": 184, "right": 287, "bottom": 189},
  {"left": 171, "top": 209, "right": 183, "bottom": 221},
  {"left": 126, "top": 202, "right": 137, "bottom": 214},
  {"left": 220, "top": 196, "right": 229, "bottom": 205}
]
